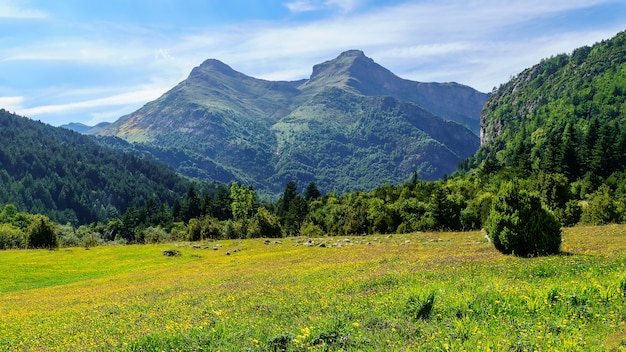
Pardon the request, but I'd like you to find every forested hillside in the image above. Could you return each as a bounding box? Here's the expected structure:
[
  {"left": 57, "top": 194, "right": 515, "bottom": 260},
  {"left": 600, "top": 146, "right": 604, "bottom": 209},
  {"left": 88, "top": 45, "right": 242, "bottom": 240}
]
[
  {"left": 0, "top": 109, "right": 192, "bottom": 225},
  {"left": 466, "top": 30, "right": 626, "bottom": 188}
]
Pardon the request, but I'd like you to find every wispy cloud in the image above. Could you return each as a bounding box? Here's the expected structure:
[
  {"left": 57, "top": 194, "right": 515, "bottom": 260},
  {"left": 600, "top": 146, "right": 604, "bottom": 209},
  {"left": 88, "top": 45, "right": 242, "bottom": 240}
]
[
  {"left": 17, "top": 87, "right": 168, "bottom": 118},
  {"left": 1, "top": 0, "right": 623, "bottom": 125},
  {"left": 0, "top": 96, "right": 25, "bottom": 111},
  {"left": 284, "top": 0, "right": 361, "bottom": 13},
  {"left": 325, "top": 0, "right": 361, "bottom": 13},
  {"left": 284, "top": 0, "right": 319, "bottom": 13},
  {"left": 0, "top": 1, "right": 47, "bottom": 19}
]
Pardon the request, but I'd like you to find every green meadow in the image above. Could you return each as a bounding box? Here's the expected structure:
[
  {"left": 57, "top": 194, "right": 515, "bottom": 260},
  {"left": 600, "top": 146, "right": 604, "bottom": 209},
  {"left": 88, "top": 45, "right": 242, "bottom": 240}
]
[{"left": 1, "top": 225, "right": 625, "bottom": 351}]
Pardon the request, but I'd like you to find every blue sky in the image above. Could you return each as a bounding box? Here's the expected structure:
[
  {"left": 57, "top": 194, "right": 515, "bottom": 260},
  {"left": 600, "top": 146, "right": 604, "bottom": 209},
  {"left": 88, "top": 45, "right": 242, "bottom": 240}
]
[{"left": 0, "top": 0, "right": 624, "bottom": 126}]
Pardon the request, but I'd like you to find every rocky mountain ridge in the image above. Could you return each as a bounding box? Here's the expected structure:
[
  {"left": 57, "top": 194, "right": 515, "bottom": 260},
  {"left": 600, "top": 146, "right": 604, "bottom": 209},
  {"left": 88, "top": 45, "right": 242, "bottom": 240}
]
[{"left": 96, "top": 50, "right": 486, "bottom": 194}]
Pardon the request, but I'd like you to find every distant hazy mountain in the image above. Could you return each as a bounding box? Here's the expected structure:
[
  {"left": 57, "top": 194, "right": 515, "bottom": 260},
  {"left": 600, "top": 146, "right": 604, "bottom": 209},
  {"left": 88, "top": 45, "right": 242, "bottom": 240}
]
[
  {"left": 61, "top": 121, "right": 111, "bottom": 134},
  {"left": 98, "top": 50, "right": 485, "bottom": 194},
  {"left": 60, "top": 122, "right": 92, "bottom": 133}
]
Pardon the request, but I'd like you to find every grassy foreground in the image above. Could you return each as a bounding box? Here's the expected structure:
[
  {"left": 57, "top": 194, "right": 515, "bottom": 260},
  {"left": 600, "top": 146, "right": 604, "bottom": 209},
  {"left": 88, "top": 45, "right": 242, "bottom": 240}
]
[{"left": 0, "top": 226, "right": 625, "bottom": 351}]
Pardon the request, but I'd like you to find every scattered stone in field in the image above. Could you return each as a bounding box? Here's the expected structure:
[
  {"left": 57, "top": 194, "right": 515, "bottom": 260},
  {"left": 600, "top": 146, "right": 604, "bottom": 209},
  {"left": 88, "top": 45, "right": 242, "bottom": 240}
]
[
  {"left": 226, "top": 248, "right": 241, "bottom": 255},
  {"left": 405, "top": 240, "right": 411, "bottom": 244},
  {"left": 264, "top": 240, "right": 271, "bottom": 245},
  {"left": 273, "top": 240, "right": 282, "bottom": 244},
  {"left": 212, "top": 246, "right": 219, "bottom": 250},
  {"left": 192, "top": 245, "right": 201, "bottom": 249},
  {"left": 303, "top": 239, "right": 316, "bottom": 246},
  {"left": 336, "top": 243, "right": 343, "bottom": 248},
  {"left": 342, "top": 238, "right": 351, "bottom": 243},
  {"left": 162, "top": 249, "right": 181, "bottom": 257},
  {"left": 319, "top": 242, "right": 326, "bottom": 248}
]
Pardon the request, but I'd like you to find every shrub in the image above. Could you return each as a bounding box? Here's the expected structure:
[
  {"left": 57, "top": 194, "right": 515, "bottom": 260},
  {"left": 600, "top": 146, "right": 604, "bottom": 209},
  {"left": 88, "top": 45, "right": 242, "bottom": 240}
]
[
  {"left": 222, "top": 220, "right": 236, "bottom": 239},
  {"left": 580, "top": 185, "right": 618, "bottom": 225},
  {"left": 187, "top": 218, "right": 202, "bottom": 241},
  {"left": 169, "top": 222, "right": 188, "bottom": 241},
  {"left": 460, "top": 192, "right": 494, "bottom": 230},
  {"left": 0, "top": 223, "right": 26, "bottom": 249},
  {"left": 57, "top": 224, "right": 82, "bottom": 247},
  {"left": 300, "top": 221, "right": 324, "bottom": 237},
  {"left": 486, "top": 181, "right": 561, "bottom": 256},
  {"left": 26, "top": 216, "right": 59, "bottom": 249},
  {"left": 561, "top": 199, "right": 582, "bottom": 227},
  {"left": 200, "top": 217, "right": 222, "bottom": 240},
  {"left": 142, "top": 227, "right": 169, "bottom": 244},
  {"left": 248, "top": 208, "right": 282, "bottom": 238},
  {"left": 82, "top": 232, "right": 104, "bottom": 248}
]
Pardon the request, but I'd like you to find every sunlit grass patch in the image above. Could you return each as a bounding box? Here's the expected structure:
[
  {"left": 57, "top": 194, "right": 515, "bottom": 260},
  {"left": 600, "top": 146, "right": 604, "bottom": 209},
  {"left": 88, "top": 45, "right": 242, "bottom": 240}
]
[{"left": 0, "top": 226, "right": 624, "bottom": 350}]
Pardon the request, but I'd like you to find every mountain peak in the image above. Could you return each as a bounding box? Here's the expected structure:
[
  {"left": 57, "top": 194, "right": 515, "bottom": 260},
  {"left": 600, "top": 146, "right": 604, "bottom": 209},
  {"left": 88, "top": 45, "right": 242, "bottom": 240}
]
[
  {"left": 303, "top": 49, "right": 385, "bottom": 92},
  {"left": 337, "top": 49, "right": 366, "bottom": 59},
  {"left": 190, "top": 58, "right": 238, "bottom": 78}
]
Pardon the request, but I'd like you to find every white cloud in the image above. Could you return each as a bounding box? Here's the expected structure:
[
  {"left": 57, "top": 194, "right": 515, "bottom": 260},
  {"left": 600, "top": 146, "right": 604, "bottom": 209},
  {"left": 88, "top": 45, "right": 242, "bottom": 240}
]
[
  {"left": 18, "top": 88, "right": 168, "bottom": 117},
  {"left": 0, "top": 1, "right": 47, "bottom": 19},
  {"left": 325, "top": 0, "right": 361, "bottom": 13},
  {"left": 285, "top": 0, "right": 361, "bottom": 13},
  {"left": 0, "top": 96, "right": 25, "bottom": 111},
  {"left": 284, "top": 0, "right": 319, "bottom": 13}
]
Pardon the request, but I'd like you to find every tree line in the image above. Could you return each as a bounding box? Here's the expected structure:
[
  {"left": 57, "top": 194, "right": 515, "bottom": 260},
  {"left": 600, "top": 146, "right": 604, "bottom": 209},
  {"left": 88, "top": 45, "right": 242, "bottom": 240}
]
[{"left": 2, "top": 160, "right": 625, "bottom": 251}]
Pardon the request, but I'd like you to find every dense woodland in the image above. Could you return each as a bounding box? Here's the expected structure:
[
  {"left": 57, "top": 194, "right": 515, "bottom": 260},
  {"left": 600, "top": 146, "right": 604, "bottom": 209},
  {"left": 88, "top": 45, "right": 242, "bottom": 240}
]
[
  {"left": 2, "top": 32, "right": 626, "bottom": 251},
  {"left": 0, "top": 109, "right": 194, "bottom": 225}
]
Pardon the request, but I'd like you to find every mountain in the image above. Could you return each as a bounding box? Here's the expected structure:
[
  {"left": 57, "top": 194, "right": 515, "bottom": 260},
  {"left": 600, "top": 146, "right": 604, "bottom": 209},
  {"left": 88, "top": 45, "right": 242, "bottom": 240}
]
[
  {"left": 298, "top": 50, "right": 486, "bottom": 132},
  {"left": 98, "top": 50, "right": 485, "bottom": 195},
  {"left": 61, "top": 122, "right": 111, "bottom": 134},
  {"left": 60, "top": 122, "right": 92, "bottom": 133},
  {"left": 0, "top": 109, "right": 192, "bottom": 225},
  {"left": 464, "top": 30, "right": 626, "bottom": 183}
]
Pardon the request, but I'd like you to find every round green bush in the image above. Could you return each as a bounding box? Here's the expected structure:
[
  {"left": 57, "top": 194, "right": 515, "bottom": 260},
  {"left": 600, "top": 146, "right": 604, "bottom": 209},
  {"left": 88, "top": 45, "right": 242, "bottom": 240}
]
[{"left": 486, "top": 181, "right": 561, "bottom": 256}]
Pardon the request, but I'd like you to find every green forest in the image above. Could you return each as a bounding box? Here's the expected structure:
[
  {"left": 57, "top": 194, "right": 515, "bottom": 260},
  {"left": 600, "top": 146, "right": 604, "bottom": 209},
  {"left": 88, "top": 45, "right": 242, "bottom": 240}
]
[{"left": 0, "top": 109, "right": 196, "bottom": 225}]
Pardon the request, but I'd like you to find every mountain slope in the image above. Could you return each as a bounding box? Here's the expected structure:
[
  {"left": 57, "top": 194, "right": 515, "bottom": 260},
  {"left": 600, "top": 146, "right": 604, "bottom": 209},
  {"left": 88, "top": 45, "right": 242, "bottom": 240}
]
[
  {"left": 98, "top": 51, "right": 484, "bottom": 194},
  {"left": 0, "top": 109, "right": 191, "bottom": 224},
  {"left": 298, "top": 50, "right": 486, "bottom": 133},
  {"left": 465, "top": 30, "right": 626, "bottom": 182}
]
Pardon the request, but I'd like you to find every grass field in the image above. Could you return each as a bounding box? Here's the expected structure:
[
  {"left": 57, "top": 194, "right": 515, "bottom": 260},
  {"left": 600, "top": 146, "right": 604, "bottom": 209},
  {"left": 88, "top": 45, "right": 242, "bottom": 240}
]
[{"left": 0, "top": 225, "right": 625, "bottom": 351}]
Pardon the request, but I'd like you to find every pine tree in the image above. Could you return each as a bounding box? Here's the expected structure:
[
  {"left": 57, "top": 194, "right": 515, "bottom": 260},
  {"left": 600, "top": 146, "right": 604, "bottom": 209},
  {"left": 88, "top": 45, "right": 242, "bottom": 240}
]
[
  {"left": 285, "top": 195, "right": 308, "bottom": 235},
  {"left": 181, "top": 185, "right": 202, "bottom": 222},
  {"left": 278, "top": 181, "right": 298, "bottom": 218},
  {"left": 304, "top": 182, "right": 322, "bottom": 201},
  {"left": 211, "top": 185, "right": 232, "bottom": 220},
  {"left": 430, "top": 185, "right": 460, "bottom": 230},
  {"left": 559, "top": 123, "right": 580, "bottom": 180}
]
